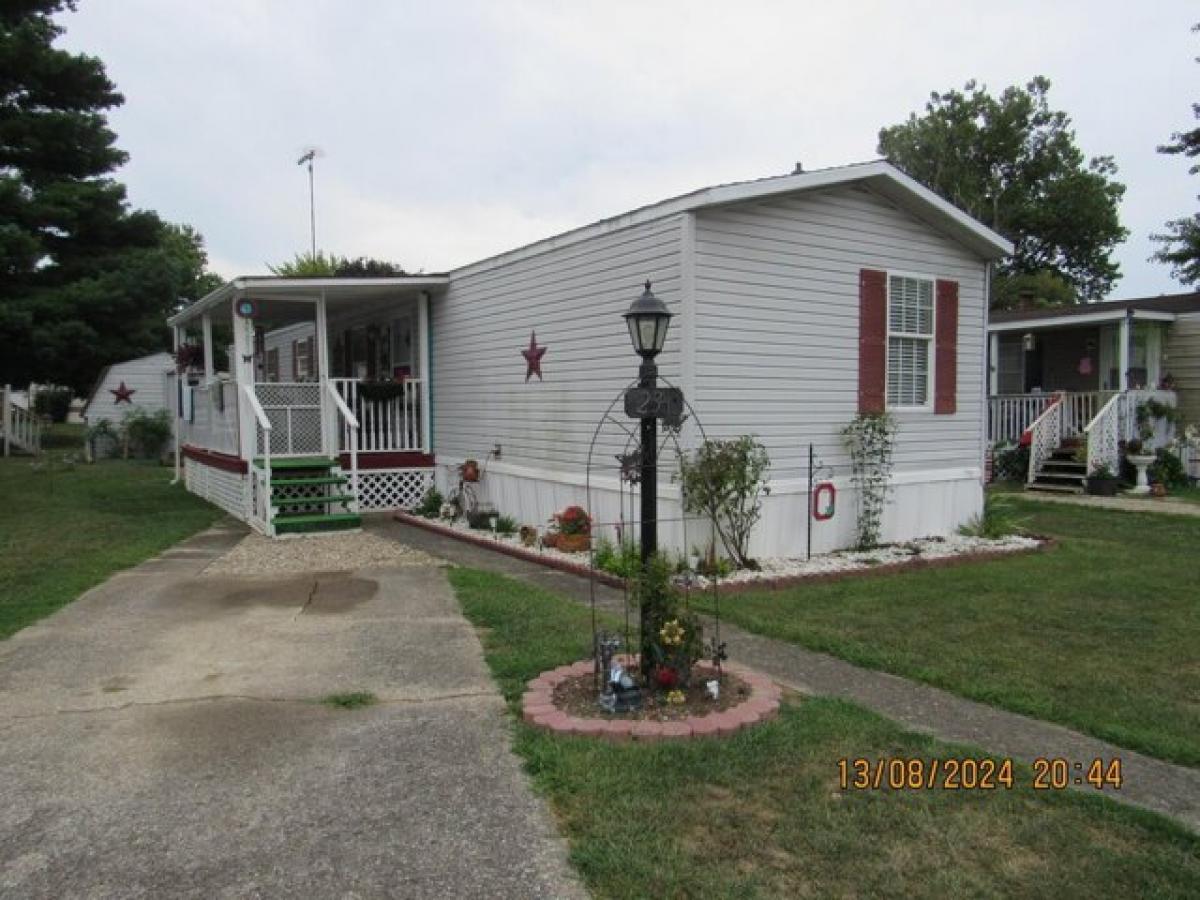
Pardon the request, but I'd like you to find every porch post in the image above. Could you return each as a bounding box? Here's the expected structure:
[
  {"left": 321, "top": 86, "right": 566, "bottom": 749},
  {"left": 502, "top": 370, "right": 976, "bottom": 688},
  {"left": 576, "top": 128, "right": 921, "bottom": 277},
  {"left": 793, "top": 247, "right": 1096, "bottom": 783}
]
[
  {"left": 316, "top": 290, "right": 333, "bottom": 456},
  {"left": 231, "top": 295, "right": 257, "bottom": 460},
  {"left": 201, "top": 312, "right": 215, "bottom": 384},
  {"left": 418, "top": 290, "right": 431, "bottom": 452},
  {"left": 988, "top": 331, "right": 999, "bottom": 397},
  {"left": 1118, "top": 311, "right": 1131, "bottom": 391}
]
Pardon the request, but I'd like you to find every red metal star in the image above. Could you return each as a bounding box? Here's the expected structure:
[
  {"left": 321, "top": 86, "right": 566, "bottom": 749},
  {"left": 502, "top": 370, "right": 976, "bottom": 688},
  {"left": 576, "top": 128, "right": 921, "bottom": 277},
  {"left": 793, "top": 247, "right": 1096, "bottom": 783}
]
[
  {"left": 110, "top": 381, "right": 136, "bottom": 404},
  {"left": 521, "top": 330, "right": 546, "bottom": 382}
]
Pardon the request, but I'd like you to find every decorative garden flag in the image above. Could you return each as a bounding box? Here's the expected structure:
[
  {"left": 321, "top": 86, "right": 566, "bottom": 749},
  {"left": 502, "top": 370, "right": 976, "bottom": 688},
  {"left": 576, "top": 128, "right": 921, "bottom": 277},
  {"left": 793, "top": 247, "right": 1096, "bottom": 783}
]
[{"left": 522, "top": 331, "right": 546, "bottom": 382}]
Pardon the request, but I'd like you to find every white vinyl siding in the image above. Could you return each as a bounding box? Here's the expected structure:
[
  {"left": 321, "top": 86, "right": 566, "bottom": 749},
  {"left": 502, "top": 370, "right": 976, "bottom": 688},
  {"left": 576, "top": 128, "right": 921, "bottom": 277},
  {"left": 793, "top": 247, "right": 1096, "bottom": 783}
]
[
  {"left": 886, "top": 274, "right": 934, "bottom": 408},
  {"left": 83, "top": 352, "right": 174, "bottom": 426},
  {"left": 433, "top": 216, "right": 682, "bottom": 472},
  {"left": 693, "top": 184, "right": 987, "bottom": 478}
]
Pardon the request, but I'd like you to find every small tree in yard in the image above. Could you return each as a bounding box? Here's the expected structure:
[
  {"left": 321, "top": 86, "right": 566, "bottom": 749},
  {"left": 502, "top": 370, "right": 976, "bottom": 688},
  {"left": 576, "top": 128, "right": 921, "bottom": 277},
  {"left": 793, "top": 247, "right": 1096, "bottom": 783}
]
[{"left": 678, "top": 436, "right": 770, "bottom": 570}]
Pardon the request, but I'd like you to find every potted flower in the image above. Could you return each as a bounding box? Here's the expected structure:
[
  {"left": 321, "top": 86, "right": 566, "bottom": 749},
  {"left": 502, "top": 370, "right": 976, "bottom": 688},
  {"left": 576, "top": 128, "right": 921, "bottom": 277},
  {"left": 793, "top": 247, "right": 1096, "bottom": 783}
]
[
  {"left": 1124, "top": 439, "right": 1156, "bottom": 496},
  {"left": 1086, "top": 462, "right": 1119, "bottom": 497},
  {"left": 553, "top": 505, "right": 591, "bottom": 552}
]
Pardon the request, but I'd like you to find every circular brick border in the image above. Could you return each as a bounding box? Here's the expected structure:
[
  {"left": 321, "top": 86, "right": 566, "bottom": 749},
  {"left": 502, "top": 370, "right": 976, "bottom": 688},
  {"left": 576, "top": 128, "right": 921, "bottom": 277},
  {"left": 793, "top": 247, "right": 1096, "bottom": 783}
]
[{"left": 520, "top": 658, "right": 782, "bottom": 742}]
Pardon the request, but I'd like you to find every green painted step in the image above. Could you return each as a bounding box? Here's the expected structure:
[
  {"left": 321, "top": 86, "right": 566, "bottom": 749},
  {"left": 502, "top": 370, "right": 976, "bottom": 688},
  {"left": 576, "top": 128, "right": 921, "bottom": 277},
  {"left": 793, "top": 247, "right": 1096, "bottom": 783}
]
[
  {"left": 255, "top": 456, "right": 339, "bottom": 470},
  {"left": 271, "top": 476, "right": 348, "bottom": 488},
  {"left": 273, "top": 513, "right": 362, "bottom": 534},
  {"left": 272, "top": 494, "right": 356, "bottom": 508}
]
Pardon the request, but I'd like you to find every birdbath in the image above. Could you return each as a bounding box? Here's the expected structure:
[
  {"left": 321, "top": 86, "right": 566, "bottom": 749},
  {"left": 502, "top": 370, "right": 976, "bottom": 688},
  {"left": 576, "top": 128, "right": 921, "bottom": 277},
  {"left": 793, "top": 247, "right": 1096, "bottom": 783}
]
[{"left": 1127, "top": 453, "right": 1156, "bottom": 495}]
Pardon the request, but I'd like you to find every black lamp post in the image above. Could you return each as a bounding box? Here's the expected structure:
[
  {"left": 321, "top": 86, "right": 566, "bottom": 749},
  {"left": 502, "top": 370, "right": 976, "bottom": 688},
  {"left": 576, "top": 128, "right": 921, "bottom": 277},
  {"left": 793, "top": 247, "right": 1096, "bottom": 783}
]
[
  {"left": 623, "top": 280, "right": 673, "bottom": 567},
  {"left": 624, "top": 282, "right": 672, "bottom": 681}
]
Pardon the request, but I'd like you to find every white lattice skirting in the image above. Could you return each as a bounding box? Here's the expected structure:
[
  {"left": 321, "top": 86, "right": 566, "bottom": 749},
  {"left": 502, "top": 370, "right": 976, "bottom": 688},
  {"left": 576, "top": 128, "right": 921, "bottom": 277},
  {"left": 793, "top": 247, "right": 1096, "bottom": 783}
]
[
  {"left": 355, "top": 468, "right": 433, "bottom": 511},
  {"left": 184, "top": 458, "right": 248, "bottom": 519}
]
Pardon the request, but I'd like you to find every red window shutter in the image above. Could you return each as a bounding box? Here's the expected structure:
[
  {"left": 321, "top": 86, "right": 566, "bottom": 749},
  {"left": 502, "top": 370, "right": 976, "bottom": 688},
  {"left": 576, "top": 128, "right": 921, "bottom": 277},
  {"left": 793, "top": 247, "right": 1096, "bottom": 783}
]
[
  {"left": 858, "top": 269, "right": 887, "bottom": 414},
  {"left": 934, "top": 279, "right": 959, "bottom": 414}
]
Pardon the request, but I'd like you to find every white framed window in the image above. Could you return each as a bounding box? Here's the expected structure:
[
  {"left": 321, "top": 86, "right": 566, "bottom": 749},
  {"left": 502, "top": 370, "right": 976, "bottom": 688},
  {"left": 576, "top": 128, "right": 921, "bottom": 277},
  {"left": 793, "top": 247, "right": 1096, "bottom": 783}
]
[{"left": 886, "top": 273, "right": 935, "bottom": 408}]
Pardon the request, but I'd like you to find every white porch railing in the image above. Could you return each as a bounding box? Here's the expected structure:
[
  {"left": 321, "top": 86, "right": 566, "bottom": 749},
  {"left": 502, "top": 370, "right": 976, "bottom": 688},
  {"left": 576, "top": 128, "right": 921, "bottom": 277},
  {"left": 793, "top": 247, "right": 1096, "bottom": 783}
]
[
  {"left": 989, "top": 392, "right": 1109, "bottom": 445},
  {"left": 1084, "top": 393, "right": 1122, "bottom": 478},
  {"left": 331, "top": 378, "right": 425, "bottom": 452},
  {"left": 326, "top": 380, "right": 360, "bottom": 508},
  {"left": 1026, "top": 394, "right": 1065, "bottom": 484},
  {"left": 181, "top": 379, "right": 239, "bottom": 456},
  {"left": 1, "top": 385, "right": 41, "bottom": 456},
  {"left": 241, "top": 385, "right": 273, "bottom": 536}
]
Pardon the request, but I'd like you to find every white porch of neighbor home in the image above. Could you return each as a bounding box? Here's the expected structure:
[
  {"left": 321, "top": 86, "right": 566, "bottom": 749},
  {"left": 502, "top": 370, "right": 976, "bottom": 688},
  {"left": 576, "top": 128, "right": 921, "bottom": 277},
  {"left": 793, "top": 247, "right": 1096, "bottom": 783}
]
[
  {"left": 167, "top": 276, "right": 446, "bottom": 534},
  {"left": 985, "top": 305, "right": 1186, "bottom": 488}
]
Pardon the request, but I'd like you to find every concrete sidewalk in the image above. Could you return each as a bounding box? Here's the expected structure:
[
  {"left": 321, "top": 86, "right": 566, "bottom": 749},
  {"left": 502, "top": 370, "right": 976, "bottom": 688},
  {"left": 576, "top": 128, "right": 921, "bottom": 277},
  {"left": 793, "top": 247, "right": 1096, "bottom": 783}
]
[
  {"left": 0, "top": 522, "right": 585, "bottom": 899},
  {"left": 1015, "top": 490, "right": 1200, "bottom": 516},
  {"left": 378, "top": 517, "right": 1200, "bottom": 834}
]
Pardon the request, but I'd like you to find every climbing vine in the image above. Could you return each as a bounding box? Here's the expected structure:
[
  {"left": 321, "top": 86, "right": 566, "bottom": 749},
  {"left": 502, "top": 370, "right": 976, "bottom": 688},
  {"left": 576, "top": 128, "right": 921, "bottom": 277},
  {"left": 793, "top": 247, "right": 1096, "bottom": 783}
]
[{"left": 841, "top": 413, "right": 897, "bottom": 550}]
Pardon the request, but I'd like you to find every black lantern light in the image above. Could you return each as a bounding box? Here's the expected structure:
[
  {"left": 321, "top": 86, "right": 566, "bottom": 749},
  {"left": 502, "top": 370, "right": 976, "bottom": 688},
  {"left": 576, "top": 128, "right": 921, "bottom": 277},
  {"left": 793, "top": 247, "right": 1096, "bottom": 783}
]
[{"left": 623, "top": 280, "right": 673, "bottom": 358}]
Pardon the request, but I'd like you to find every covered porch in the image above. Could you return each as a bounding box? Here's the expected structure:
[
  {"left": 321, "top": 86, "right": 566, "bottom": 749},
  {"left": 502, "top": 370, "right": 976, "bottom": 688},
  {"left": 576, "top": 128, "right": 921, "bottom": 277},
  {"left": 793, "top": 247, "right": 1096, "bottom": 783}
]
[
  {"left": 987, "top": 305, "right": 1177, "bottom": 445},
  {"left": 167, "top": 275, "right": 447, "bottom": 533}
]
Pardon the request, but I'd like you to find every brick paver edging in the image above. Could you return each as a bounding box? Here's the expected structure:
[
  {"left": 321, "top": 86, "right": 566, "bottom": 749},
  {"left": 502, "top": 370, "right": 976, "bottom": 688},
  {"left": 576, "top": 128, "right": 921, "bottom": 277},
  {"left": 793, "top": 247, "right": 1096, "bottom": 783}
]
[
  {"left": 520, "top": 658, "right": 782, "bottom": 742},
  {"left": 394, "top": 511, "right": 1054, "bottom": 594}
]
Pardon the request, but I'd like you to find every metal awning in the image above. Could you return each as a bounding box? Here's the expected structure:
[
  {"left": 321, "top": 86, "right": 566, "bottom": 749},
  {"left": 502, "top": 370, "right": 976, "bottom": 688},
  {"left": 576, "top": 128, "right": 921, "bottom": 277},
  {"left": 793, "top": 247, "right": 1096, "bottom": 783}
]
[{"left": 168, "top": 275, "right": 449, "bottom": 328}]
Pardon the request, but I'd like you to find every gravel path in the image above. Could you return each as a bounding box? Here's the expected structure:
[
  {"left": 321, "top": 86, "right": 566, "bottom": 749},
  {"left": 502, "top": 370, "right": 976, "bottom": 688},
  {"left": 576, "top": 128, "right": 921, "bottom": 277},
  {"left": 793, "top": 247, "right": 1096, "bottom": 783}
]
[{"left": 203, "top": 529, "right": 441, "bottom": 577}]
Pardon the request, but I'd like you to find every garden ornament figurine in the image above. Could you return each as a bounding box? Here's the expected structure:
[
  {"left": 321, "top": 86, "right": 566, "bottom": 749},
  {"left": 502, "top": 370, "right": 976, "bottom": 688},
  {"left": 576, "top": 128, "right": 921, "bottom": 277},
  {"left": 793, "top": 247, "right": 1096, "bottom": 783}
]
[{"left": 595, "top": 631, "right": 642, "bottom": 713}]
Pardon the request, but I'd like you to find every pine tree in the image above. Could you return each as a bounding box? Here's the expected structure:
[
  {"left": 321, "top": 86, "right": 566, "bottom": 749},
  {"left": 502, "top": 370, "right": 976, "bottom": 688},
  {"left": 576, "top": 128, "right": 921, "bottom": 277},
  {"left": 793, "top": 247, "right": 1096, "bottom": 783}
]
[{"left": 0, "top": 1, "right": 220, "bottom": 392}]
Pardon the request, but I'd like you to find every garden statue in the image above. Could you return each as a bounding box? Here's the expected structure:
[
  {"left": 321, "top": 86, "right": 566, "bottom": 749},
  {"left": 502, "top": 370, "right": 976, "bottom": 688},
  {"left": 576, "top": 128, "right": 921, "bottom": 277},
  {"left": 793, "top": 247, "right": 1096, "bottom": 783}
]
[{"left": 595, "top": 631, "right": 642, "bottom": 713}]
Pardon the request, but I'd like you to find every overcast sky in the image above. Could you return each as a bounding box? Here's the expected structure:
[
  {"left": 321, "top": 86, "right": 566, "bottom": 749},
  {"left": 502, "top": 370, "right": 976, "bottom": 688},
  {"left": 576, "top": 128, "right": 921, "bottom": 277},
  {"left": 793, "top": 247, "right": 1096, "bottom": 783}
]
[{"left": 57, "top": 1, "right": 1198, "bottom": 298}]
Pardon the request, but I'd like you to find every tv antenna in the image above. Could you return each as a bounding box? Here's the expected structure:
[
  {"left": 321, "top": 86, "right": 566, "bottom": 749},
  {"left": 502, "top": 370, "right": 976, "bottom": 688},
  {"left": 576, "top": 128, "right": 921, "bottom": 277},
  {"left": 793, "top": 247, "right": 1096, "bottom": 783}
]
[{"left": 296, "top": 146, "right": 324, "bottom": 258}]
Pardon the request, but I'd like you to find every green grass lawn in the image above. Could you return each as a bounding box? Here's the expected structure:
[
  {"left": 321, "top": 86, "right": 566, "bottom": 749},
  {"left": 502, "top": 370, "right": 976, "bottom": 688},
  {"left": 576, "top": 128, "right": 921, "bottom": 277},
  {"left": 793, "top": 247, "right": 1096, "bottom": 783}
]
[
  {"left": 0, "top": 456, "right": 223, "bottom": 639},
  {"left": 692, "top": 497, "right": 1200, "bottom": 767},
  {"left": 450, "top": 568, "right": 1200, "bottom": 899}
]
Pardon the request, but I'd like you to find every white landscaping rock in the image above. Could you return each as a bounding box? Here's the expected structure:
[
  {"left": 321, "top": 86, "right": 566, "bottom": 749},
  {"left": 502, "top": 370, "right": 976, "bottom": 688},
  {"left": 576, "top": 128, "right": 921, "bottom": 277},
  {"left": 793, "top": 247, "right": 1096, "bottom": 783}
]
[{"left": 422, "top": 517, "right": 1043, "bottom": 588}]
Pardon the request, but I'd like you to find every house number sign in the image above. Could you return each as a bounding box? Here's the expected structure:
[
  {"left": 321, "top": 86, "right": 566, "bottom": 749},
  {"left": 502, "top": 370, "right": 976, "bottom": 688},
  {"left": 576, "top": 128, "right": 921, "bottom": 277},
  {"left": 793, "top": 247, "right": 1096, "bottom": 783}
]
[{"left": 624, "top": 387, "right": 684, "bottom": 428}]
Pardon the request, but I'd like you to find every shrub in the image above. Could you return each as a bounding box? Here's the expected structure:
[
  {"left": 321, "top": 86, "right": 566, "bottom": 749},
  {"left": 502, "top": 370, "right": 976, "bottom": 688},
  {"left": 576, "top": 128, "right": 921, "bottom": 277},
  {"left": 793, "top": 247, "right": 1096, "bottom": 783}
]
[
  {"left": 33, "top": 387, "right": 73, "bottom": 423},
  {"left": 414, "top": 487, "right": 443, "bottom": 518},
  {"left": 120, "top": 409, "right": 171, "bottom": 458},
  {"left": 593, "top": 536, "right": 640, "bottom": 578},
  {"left": 632, "top": 552, "right": 704, "bottom": 682},
  {"left": 959, "top": 493, "right": 1026, "bottom": 539},
  {"left": 495, "top": 515, "right": 517, "bottom": 535},
  {"left": 678, "top": 435, "right": 770, "bottom": 570},
  {"left": 992, "top": 442, "right": 1030, "bottom": 482},
  {"left": 1150, "top": 448, "right": 1189, "bottom": 488}
]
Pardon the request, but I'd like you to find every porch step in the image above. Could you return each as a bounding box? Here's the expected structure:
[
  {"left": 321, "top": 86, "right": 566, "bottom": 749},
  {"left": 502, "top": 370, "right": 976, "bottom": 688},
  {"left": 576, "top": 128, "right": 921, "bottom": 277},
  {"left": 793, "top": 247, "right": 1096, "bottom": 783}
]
[
  {"left": 273, "top": 512, "right": 362, "bottom": 534},
  {"left": 1026, "top": 482, "right": 1085, "bottom": 495},
  {"left": 270, "top": 476, "right": 348, "bottom": 488},
  {"left": 255, "top": 456, "right": 339, "bottom": 470},
  {"left": 273, "top": 494, "right": 356, "bottom": 508}
]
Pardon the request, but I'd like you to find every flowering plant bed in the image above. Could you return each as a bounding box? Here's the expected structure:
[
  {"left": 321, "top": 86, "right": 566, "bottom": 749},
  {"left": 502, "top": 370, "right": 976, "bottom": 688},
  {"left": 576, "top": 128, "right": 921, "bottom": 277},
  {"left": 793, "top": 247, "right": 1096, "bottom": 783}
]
[
  {"left": 394, "top": 511, "right": 1048, "bottom": 594},
  {"left": 521, "top": 658, "right": 782, "bottom": 742},
  {"left": 553, "top": 665, "right": 750, "bottom": 721}
]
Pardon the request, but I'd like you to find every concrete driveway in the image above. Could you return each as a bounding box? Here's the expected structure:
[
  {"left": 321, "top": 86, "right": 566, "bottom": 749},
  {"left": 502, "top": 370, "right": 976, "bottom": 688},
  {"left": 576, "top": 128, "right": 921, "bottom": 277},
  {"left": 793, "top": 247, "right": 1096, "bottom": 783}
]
[{"left": 0, "top": 522, "right": 585, "bottom": 899}]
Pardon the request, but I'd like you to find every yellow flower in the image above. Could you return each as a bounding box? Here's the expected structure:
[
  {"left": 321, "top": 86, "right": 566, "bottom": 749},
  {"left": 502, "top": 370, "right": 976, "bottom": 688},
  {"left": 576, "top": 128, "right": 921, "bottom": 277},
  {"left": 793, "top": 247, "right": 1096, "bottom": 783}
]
[
  {"left": 659, "top": 619, "right": 685, "bottom": 647},
  {"left": 666, "top": 689, "right": 686, "bottom": 705}
]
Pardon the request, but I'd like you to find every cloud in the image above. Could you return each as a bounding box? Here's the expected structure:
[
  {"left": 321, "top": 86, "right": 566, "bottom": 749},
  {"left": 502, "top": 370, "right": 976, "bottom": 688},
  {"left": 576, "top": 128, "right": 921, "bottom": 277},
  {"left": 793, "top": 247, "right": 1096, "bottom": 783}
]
[{"left": 57, "top": 0, "right": 1200, "bottom": 295}]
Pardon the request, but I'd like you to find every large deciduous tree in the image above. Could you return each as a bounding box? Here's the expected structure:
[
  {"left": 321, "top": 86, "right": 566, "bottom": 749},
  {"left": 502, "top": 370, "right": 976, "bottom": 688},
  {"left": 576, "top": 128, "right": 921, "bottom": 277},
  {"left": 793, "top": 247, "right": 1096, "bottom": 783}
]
[
  {"left": 878, "top": 78, "right": 1127, "bottom": 306},
  {"left": 1151, "top": 24, "right": 1200, "bottom": 287},
  {"left": 0, "top": 1, "right": 221, "bottom": 393}
]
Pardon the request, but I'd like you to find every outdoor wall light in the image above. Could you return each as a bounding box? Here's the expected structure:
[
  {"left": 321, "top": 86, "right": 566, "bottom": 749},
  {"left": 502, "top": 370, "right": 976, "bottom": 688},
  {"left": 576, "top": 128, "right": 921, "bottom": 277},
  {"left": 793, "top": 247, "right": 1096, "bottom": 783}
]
[{"left": 623, "top": 280, "right": 673, "bottom": 358}]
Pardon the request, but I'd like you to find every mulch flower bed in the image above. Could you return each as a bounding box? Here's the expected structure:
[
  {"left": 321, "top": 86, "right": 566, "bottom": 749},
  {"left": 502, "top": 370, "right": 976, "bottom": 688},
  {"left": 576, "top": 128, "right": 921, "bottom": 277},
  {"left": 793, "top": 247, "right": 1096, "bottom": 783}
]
[
  {"left": 522, "top": 658, "right": 783, "bottom": 742},
  {"left": 553, "top": 665, "right": 751, "bottom": 722}
]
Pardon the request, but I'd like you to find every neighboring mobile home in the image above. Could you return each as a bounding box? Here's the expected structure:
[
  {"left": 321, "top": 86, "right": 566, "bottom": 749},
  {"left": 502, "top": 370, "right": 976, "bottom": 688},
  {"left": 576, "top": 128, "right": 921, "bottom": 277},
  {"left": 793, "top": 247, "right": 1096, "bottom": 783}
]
[
  {"left": 987, "top": 293, "right": 1199, "bottom": 488},
  {"left": 168, "top": 160, "right": 1011, "bottom": 554}
]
